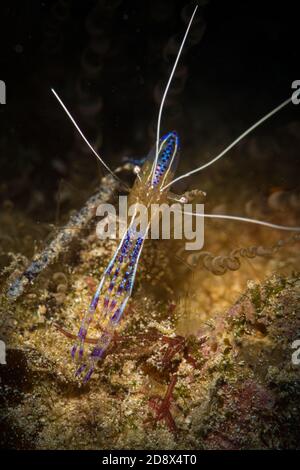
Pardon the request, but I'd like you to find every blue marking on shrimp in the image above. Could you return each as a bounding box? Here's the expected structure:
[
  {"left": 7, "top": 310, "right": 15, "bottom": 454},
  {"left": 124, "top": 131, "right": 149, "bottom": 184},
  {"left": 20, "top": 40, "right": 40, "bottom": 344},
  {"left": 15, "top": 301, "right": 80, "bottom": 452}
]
[
  {"left": 72, "top": 129, "right": 180, "bottom": 381},
  {"left": 152, "top": 131, "right": 179, "bottom": 187},
  {"left": 75, "top": 234, "right": 146, "bottom": 382},
  {"left": 71, "top": 228, "right": 135, "bottom": 360}
]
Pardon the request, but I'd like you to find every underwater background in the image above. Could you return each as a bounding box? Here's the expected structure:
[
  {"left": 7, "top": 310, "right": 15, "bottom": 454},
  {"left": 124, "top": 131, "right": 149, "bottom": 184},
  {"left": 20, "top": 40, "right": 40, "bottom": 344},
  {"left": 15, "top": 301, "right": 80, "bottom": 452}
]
[{"left": 0, "top": 0, "right": 300, "bottom": 449}]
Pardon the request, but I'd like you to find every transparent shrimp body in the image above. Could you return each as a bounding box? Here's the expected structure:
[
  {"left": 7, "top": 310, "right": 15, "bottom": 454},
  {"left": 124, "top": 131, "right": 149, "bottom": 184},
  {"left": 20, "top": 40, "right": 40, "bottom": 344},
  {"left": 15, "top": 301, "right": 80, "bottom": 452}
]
[{"left": 73, "top": 131, "right": 179, "bottom": 382}]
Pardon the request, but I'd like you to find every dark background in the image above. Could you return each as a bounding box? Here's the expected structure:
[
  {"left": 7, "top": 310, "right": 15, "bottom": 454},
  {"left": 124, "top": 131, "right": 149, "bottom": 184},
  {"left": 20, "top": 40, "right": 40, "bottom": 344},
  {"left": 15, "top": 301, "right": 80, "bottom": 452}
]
[{"left": 0, "top": 0, "right": 299, "bottom": 223}]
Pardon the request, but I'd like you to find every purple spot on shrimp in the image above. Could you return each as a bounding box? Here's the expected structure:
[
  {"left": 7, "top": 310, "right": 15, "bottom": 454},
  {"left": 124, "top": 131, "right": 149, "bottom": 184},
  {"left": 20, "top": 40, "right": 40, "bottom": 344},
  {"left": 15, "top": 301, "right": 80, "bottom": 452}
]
[
  {"left": 83, "top": 368, "right": 94, "bottom": 384},
  {"left": 111, "top": 308, "right": 122, "bottom": 324},
  {"left": 71, "top": 344, "right": 77, "bottom": 359},
  {"left": 75, "top": 363, "right": 86, "bottom": 377},
  {"left": 108, "top": 281, "right": 114, "bottom": 292},
  {"left": 125, "top": 281, "right": 132, "bottom": 292},
  {"left": 113, "top": 267, "right": 120, "bottom": 277},
  {"left": 78, "top": 327, "right": 87, "bottom": 340},
  {"left": 91, "top": 347, "right": 104, "bottom": 358},
  {"left": 106, "top": 264, "right": 113, "bottom": 275},
  {"left": 117, "top": 285, "right": 124, "bottom": 295},
  {"left": 90, "top": 295, "right": 99, "bottom": 310}
]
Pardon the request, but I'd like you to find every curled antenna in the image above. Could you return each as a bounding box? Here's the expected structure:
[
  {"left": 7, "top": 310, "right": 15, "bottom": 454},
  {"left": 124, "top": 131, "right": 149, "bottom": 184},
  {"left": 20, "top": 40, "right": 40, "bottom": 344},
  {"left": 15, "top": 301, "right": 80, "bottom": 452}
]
[
  {"left": 151, "top": 5, "right": 199, "bottom": 186},
  {"left": 161, "top": 96, "right": 293, "bottom": 191},
  {"left": 182, "top": 210, "right": 300, "bottom": 231},
  {"left": 51, "top": 88, "right": 122, "bottom": 183}
]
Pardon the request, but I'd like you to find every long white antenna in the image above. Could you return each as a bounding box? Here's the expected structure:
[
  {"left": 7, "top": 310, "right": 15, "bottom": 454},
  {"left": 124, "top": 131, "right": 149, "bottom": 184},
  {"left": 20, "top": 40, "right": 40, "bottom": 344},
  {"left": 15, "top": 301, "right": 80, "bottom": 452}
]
[
  {"left": 162, "top": 96, "right": 293, "bottom": 191},
  {"left": 51, "top": 88, "right": 120, "bottom": 181},
  {"left": 183, "top": 210, "right": 300, "bottom": 231},
  {"left": 151, "top": 5, "right": 198, "bottom": 186}
]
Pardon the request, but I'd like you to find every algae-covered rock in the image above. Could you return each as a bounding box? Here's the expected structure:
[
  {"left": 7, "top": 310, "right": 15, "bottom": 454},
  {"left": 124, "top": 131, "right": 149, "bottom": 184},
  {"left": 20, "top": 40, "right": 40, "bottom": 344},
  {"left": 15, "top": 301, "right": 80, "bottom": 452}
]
[{"left": 1, "top": 267, "right": 299, "bottom": 449}]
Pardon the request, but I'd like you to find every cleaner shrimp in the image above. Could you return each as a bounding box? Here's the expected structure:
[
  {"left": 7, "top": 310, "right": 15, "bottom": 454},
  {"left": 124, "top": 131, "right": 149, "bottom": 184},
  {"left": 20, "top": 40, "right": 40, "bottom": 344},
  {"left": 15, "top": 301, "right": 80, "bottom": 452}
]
[{"left": 51, "top": 5, "right": 300, "bottom": 383}]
